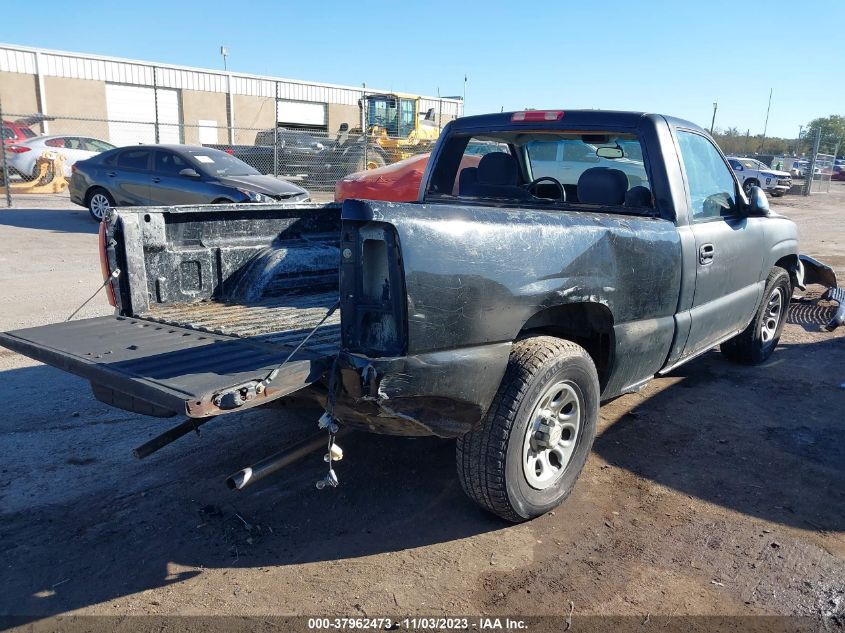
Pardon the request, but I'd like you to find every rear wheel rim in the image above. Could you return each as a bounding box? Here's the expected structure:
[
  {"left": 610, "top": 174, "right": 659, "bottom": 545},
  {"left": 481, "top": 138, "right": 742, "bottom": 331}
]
[
  {"left": 761, "top": 287, "right": 784, "bottom": 343},
  {"left": 522, "top": 380, "right": 582, "bottom": 490},
  {"left": 90, "top": 193, "right": 110, "bottom": 219},
  {"left": 744, "top": 181, "right": 754, "bottom": 195}
]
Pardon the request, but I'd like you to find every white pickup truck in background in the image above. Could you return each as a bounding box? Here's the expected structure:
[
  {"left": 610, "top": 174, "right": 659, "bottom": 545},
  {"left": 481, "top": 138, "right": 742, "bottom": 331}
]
[{"left": 727, "top": 156, "right": 792, "bottom": 197}]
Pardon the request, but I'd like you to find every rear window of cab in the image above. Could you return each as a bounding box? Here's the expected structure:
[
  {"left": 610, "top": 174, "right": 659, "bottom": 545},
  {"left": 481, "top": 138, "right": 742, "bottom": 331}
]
[{"left": 425, "top": 130, "right": 652, "bottom": 210}]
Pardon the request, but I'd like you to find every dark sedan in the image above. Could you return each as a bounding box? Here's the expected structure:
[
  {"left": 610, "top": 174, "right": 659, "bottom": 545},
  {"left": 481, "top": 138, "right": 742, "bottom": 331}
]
[{"left": 70, "top": 144, "right": 310, "bottom": 221}]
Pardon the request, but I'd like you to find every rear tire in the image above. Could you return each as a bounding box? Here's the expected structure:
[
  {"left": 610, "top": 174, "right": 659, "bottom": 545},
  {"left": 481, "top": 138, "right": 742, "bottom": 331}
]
[
  {"left": 456, "top": 336, "right": 599, "bottom": 523},
  {"left": 720, "top": 267, "right": 790, "bottom": 365},
  {"left": 86, "top": 188, "right": 114, "bottom": 222}
]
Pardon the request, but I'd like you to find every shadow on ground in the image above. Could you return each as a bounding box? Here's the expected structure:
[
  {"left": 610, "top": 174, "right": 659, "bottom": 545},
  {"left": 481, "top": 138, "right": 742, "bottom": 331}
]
[
  {"left": 0, "top": 209, "right": 96, "bottom": 234},
  {"left": 0, "top": 334, "right": 842, "bottom": 619}
]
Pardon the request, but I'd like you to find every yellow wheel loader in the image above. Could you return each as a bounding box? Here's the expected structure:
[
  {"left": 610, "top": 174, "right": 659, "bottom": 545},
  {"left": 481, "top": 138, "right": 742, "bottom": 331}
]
[{"left": 359, "top": 93, "right": 442, "bottom": 166}]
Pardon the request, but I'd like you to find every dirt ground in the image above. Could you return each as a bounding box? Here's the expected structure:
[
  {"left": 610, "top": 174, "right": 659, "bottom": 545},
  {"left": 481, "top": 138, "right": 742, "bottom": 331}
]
[{"left": 0, "top": 186, "right": 842, "bottom": 631}]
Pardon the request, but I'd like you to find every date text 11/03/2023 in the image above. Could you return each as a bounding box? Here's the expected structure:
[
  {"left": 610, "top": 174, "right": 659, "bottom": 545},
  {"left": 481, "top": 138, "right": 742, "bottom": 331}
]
[{"left": 307, "top": 617, "right": 529, "bottom": 630}]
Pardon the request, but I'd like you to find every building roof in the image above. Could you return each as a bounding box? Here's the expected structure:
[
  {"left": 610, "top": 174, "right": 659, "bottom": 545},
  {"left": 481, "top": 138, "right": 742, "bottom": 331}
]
[{"left": 0, "top": 43, "right": 462, "bottom": 114}]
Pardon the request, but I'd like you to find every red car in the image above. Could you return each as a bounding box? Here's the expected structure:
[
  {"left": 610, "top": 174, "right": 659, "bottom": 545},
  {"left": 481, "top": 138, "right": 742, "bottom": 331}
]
[
  {"left": 336, "top": 153, "right": 482, "bottom": 202},
  {"left": 2, "top": 119, "right": 37, "bottom": 145}
]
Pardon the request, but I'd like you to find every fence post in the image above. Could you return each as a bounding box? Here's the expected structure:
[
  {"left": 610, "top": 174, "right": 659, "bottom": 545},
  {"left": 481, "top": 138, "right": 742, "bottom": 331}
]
[
  {"left": 0, "top": 96, "right": 12, "bottom": 207},
  {"left": 362, "top": 88, "right": 368, "bottom": 173},
  {"left": 153, "top": 65, "right": 160, "bottom": 144},
  {"left": 273, "top": 82, "right": 279, "bottom": 178},
  {"left": 803, "top": 128, "right": 821, "bottom": 196}
]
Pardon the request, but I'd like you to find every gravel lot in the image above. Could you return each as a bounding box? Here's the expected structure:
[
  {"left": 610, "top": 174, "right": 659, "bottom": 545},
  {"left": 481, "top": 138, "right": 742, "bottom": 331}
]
[{"left": 0, "top": 186, "right": 842, "bottom": 630}]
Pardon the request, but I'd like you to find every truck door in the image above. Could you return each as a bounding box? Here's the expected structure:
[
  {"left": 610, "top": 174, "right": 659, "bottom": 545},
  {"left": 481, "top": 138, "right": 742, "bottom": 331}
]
[{"left": 675, "top": 129, "right": 766, "bottom": 359}]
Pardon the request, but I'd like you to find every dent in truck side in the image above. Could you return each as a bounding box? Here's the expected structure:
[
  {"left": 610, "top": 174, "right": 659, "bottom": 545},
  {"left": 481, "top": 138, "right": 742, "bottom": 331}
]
[{"left": 336, "top": 198, "right": 682, "bottom": 437}]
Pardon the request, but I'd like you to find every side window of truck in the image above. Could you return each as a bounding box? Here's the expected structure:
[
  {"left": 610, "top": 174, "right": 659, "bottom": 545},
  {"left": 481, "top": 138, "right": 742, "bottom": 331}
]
[{"left": 676, "top": 131, "right": 737, "bottom": 221}]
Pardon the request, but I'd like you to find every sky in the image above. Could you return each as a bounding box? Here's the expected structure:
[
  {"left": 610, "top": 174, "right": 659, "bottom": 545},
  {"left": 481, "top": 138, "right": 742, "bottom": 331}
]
[{"left": 1, "top": 0, "right": 842, "bottom": 138}]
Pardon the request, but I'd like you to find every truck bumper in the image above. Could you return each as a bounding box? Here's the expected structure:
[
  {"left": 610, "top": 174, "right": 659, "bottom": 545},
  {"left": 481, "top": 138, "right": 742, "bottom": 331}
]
[
  {"left": 798, "top": 255, "right": 844, "bottom": 331},
  {"left": 332, "top": 343, "right": 512, "bottom": 438}
]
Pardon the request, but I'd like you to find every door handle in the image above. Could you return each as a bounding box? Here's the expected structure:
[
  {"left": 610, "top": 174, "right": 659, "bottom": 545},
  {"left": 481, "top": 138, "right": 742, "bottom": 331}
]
[
  {"left": 699, "top": 243, "right": 715, "bottom": 265},
  {"left": 151, "top": 177, "right": 161, "bottom": 183},
  {"left": 106, "top": 171, "right": 116, "bottom": 177}
]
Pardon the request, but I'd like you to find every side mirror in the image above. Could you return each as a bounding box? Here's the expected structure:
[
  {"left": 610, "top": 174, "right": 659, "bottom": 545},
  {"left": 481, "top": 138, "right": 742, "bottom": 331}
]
[
  {"left": 734, "top": 164, "right": 743, "bottom": 171},
  {"left": 746, "top": 185, "right": 770, "bottom": 215},
  {"left": 179, "top": 168, "right": 201, "bottom": 179}
]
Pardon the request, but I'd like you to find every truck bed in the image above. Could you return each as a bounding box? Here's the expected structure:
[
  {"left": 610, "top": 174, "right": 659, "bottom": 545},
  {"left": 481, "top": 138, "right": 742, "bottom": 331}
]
[
  {"left": 144, "top": 291, "right": 341, "bottom": 357},
  {"left": 0, "top": 203, "right": 345, "bottom": 419}
]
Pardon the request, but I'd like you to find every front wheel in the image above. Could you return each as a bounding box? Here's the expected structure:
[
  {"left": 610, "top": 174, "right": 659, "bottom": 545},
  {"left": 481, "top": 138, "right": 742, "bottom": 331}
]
[
  {"left": 456, "top": 336, "right": 599, "bottom": 522},
  {"left": 721, "top": 267, "right": 790, "bottom": 365},
  {"left": 743, "top": 179, "right": 759, "bottom": 196},
  {"left": 87, "top": 189, "right": 115, "bottom": 222},
  {"left": 356, "top": 148, "right": 386, "bottom": 172}
]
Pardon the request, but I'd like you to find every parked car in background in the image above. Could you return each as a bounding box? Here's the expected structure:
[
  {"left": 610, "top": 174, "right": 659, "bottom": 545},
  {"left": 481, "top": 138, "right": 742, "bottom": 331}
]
[
  {"left": 335, "top": 142, "right": 507, "bottom": 202},
  {"left": 5, "top": 135, "right": 115, "bottom": 179},
  {"left": 206, "top": 127, "right": 326, "bottom": 178},
  {"left": 833, "top": 164, "right": 845, "bottom": 181},
  {"left": 790, "top": 160, "right": 823, "bottom": 178},
  {"left": 727, "top": 156, "right": 792, "bottom": 196},
  {"left": 1, "top": 119, "right": 37, "bottom": 145},
  {"left": 335, "top": 153, "right": 484, "bottom": 202},
  {"left": 70, "top": 144, "right": 310, "bottom": 221}
]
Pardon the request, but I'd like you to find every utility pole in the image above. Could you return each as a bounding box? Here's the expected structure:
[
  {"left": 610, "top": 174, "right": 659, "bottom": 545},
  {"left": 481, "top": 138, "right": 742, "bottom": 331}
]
[
  {"left": 759, "top": 88, "right": 772, "bottom": 153},
  {"left": 463, "top": 74, "right": 467, "bottom": 110},
  {"left": 803, "top": 128, "right": 821, "bottom": 196},
  {"left": 795, "top": 125, "right": 803, "bottom": 155},
  {"left": 220, "top": 46, "right": 229, "bottom": 71},
  {"left": 710, "top": 101, "right": 718, "bottom": 135}
]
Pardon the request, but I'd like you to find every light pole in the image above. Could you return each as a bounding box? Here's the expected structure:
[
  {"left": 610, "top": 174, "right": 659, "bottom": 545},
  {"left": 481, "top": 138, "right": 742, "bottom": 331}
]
[
  {"left": 710, "top": 101, "right": 718, "bottom": 135},
  {"left": 220, "top": 46, "right": 229, "bottom": 71}
]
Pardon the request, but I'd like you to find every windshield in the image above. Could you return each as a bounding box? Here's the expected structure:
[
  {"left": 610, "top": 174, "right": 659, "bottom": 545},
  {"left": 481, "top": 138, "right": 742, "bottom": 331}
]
[
  {"left": 186, "top": 148, "right": 260, "bottom": 177},
  {"left": 366, "top": 95, "right": 415, "bottom": 138}
]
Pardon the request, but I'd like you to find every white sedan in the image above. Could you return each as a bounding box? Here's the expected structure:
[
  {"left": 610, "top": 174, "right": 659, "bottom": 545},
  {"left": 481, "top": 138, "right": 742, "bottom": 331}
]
[{"left": 5, "top": 135, "right": 116, "bottom": 179}]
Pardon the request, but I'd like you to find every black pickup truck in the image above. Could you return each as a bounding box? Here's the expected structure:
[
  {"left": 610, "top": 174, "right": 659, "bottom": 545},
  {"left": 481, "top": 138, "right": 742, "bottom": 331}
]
[{"left": 2, "top": 110, "right": 840, "bottom": 522}]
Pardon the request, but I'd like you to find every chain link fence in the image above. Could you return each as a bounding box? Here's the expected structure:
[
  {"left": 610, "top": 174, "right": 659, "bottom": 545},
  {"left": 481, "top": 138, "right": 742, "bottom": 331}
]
[
  {"left": 804, "top": 153, "right": 835, "bottom": 194},
  {"left": 1, "top": 96, "right": 456, "bottom": 208}
]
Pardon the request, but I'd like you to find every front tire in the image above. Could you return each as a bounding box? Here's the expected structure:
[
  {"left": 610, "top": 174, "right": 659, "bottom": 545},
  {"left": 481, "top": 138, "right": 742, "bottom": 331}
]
[
  {"left": 456, "top": 336, "right": 599, "bottom": 522},
  {"left": 743, "top": 179, "right": 759, "bottom": 196},
  {"left": 87, "top": 188, "right": 114, "bottom": 222},
  {"left": 721, "top": 267, "right": 790, "bottom": 365},
  {"left": 356, "top": 148, "right": 386, "bottom": 172}
]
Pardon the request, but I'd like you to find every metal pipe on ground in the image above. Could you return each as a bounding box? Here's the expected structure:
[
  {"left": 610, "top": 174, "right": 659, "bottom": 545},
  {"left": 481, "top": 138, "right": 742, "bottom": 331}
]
[
  {"left": 133, "top": 416, "right": 215, "bottom": 459},
  {"left": 226, "top": 427, "right": 351, "bottom": 490}
]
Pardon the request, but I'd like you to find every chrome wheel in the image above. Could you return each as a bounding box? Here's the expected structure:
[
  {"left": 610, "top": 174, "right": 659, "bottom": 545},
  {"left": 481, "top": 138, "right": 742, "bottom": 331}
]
[
  {"left": 89, "top": 192, "right": 111, "bottom": 220},
  {"left": 743, "top": 180, "right": 754, "bottom": 195},
  {"left": 761, "top": 287, "right": 784, "bottom": 343},
  {"left": 522, "top": 380, "right": 582, "bottom": 490}
]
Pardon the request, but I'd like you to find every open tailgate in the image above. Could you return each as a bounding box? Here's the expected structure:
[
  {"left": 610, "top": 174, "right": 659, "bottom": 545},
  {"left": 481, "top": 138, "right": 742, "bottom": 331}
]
[{"left": 0, "top": 315, "right": 333, "bottom": 418}]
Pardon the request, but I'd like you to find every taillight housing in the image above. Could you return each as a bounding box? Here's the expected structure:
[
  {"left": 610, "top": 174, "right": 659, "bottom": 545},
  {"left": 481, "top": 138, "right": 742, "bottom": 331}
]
[
  {"left": 7, "top": 145, "right": 31, "bottom": 153},
  {"left": 339, "top": 219, "right": 407, "bottom": 357},
  {"left": 98, "top": 219, "right": 117, "bottom": 307}
]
